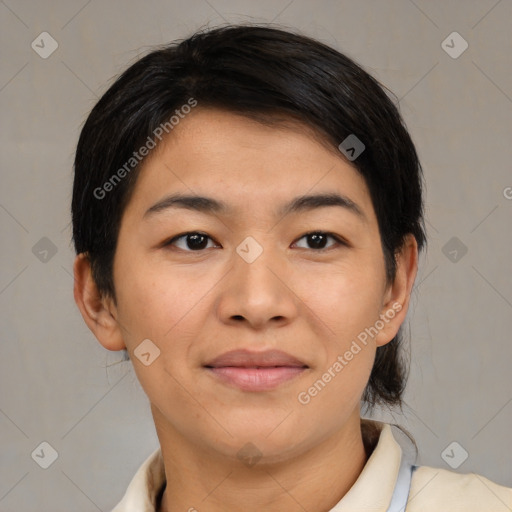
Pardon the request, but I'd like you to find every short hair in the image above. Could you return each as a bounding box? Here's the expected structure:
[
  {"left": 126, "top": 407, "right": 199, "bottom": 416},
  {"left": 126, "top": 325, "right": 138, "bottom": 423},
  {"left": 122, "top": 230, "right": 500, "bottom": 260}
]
[{"left": 72, "top": 24, "right": 426, "bottom": 411}]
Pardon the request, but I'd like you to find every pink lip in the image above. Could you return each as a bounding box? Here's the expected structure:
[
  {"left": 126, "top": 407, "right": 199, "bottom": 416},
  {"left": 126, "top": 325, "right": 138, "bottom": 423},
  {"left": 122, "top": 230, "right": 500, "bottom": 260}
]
[{"left": 204, "top": 349, "right": 308, "bottom": 392}]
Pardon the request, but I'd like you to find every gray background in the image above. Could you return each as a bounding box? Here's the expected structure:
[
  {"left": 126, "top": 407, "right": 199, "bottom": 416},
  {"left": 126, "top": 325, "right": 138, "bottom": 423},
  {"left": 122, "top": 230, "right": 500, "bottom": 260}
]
[{"left": 1, "top": 0, "right": 511, "bottom": 510}]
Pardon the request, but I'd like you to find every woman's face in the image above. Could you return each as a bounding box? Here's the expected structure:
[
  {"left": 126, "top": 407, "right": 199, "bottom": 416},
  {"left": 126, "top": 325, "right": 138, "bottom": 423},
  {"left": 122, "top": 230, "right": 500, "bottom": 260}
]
[{"left": 108, "top": 107, "right": 408, "bottom": 463}]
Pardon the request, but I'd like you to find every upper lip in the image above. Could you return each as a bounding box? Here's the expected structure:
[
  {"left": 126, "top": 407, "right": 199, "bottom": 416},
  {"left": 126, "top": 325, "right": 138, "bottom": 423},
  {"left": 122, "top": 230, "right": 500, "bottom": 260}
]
[{"left": 204, "top": 349, "right": 308, "bottom": 368}]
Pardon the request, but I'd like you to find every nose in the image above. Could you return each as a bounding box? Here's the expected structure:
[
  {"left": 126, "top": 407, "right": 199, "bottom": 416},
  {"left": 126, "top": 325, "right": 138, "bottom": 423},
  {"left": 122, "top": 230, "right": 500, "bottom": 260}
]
[{"left": 215, "top": 239, "right": 299, "bottom": 331}]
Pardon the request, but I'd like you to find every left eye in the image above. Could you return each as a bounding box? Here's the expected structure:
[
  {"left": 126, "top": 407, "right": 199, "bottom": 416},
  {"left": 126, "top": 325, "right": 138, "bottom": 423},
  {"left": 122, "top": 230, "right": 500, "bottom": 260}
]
[{"left": 293, "top": 231, "right": 344, "bottom": 251}]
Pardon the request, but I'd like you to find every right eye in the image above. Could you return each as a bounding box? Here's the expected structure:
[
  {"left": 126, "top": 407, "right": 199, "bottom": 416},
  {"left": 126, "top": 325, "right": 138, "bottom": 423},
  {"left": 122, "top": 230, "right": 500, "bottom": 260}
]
[{"left": 163, "top": 232, "right": 219, "bottom": 252}]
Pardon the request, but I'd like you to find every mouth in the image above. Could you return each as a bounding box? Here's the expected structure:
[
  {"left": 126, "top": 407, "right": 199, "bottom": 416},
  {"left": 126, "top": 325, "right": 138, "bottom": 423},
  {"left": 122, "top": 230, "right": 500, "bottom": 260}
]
[{"left": 204, "top": 349, "right": 308, "bottom": 392}]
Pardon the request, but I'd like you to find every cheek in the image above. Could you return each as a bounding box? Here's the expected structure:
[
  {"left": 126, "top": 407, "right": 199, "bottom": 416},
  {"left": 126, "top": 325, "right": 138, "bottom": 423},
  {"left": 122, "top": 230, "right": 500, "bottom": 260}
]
[
  {"left": 114, "top": 258, "right": 209, "bottom": 344},
  {"left": 114, "top": 265, "right": 206, "bottom": 408},
  {"left": 299, "top": 257, "right": 386, "bottom": 336},
  {"left": 295, "top": 274, "right": 380, "bottom": 425},
  {"left": 295, "top": 257, "right": 384, "bottom": 395}
]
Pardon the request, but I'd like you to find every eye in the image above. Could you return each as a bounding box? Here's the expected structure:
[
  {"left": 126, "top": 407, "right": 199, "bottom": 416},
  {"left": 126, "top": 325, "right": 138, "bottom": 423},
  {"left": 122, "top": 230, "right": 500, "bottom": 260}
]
[
  {"left": 164, "top": 232, "right": 218, "bottom": 251},
  {"left": 293, "top": 231, "right": 345, "bottom": 251},
  {"left": 163, "top": 230, "right": 346, "bottom": 252}
]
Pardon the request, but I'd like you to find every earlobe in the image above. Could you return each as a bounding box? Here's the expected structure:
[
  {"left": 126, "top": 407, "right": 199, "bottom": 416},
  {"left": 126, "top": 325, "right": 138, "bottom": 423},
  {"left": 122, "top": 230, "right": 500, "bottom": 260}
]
[
  {"left": 72, "top": 253, "right": 126, "bottom": 351},
  {"left": 375, "top": 234, "right": 419, "bottom": 347}
]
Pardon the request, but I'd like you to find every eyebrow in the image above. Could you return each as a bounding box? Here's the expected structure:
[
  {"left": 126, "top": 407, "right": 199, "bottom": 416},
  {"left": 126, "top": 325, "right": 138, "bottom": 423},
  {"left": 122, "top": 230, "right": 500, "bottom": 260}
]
[{"left": 143, "top": 192, "right": 366, "bottom": 222}]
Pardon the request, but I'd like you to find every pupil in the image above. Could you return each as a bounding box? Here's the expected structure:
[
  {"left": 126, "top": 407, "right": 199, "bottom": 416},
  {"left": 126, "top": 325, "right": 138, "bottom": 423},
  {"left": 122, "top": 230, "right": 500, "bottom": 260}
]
[
  {"left": 309, "top": 233, "right": 326, "bottom": 249},
  {"left": 188, "top": 234, "right": 207, "bottom": 250}
]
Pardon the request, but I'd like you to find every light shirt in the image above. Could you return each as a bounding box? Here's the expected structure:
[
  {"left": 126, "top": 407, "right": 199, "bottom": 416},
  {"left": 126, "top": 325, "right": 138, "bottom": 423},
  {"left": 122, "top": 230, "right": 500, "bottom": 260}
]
[{"left": 111, "top": 419, "right": 512, "bottom": 511}]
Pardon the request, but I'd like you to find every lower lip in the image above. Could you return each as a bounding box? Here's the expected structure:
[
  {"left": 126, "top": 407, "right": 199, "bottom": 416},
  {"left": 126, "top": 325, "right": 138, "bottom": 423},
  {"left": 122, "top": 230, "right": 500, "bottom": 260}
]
[{"left": 206, "top": 366, "right": 307, "bottom": 391}]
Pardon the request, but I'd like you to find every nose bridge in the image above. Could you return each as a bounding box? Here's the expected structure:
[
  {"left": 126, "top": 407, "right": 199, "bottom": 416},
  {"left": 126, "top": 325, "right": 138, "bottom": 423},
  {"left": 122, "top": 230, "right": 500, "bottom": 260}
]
[{"left": 233, "top": 233, "right": 283, "bottom": 297}]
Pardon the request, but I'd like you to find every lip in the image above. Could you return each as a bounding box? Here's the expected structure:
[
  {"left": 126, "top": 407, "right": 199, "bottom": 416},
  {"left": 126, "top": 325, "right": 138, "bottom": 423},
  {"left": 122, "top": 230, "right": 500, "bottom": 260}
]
[{"left": 204, "top": 349, "right": 308, "bottom": 392}]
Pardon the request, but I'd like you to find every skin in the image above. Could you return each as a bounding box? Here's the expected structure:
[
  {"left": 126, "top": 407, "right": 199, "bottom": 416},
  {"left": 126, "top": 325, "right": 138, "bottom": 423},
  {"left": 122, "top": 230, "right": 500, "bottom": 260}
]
[{"left": 74, "top": 107, "right": 418, "bottom": 512}]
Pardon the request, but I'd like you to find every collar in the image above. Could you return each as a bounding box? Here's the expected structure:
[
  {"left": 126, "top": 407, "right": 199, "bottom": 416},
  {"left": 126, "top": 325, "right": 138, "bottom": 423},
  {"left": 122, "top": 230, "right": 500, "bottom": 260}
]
[{"left": 112, "top": 419, "right": 404, "bottom": 512}]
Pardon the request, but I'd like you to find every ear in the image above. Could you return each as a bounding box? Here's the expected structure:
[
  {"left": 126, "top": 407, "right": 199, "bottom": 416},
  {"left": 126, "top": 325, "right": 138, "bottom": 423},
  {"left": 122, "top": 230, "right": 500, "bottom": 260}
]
[
  {"left": 73, "top": 253, "right": 126, "bottom": 351},
  {"left": 375, "top": 234, "right": 418, "bottom": 347}
]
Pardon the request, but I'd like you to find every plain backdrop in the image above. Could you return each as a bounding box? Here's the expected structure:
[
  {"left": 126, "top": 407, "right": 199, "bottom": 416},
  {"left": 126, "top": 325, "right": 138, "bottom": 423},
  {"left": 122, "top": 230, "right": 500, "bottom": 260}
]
[{"left": 0, "top": 1, "right": 511, "bottom": 510}]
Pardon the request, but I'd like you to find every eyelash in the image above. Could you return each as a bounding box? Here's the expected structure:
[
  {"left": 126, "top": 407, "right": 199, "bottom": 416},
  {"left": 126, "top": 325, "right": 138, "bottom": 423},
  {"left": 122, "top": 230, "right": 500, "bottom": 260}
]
[{"left": 163, "top": 231, "right": 347, "bottom": 252}]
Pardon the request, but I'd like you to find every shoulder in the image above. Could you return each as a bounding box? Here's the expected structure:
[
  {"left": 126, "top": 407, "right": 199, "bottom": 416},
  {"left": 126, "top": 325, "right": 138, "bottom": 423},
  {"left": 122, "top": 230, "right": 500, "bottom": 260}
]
[
  {"left": 407, "top": 465, "right": 512, "bottom": 511},
  {"left": 111, "top": 448, "right": 165, "bottom": 512}
]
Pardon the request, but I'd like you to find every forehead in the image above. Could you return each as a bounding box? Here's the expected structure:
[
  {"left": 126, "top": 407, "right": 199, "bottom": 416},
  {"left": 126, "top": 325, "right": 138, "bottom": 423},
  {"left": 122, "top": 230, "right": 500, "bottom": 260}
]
[{"left": 124, "top": 108, "right": 376, "bottom": 223}]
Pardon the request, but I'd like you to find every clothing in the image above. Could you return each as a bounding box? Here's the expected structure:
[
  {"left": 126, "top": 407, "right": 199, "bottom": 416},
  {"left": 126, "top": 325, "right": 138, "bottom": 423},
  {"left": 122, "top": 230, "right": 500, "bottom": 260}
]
[{"left": 111, "top": 419, "right": 512, "bottom": 511}]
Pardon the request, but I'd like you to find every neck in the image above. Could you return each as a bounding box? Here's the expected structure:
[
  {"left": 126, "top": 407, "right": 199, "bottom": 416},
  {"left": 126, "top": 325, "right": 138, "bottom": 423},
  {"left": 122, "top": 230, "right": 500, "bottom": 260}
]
[{"left": 155, "top": 408, "right": 371, "bottom": 512}]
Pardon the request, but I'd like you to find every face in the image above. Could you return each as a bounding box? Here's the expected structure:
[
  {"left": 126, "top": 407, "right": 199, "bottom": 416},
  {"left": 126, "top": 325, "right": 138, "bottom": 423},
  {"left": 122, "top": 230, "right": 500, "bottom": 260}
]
[{"left": 107, "top": 108, "right": 404, "bottom": 463}]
